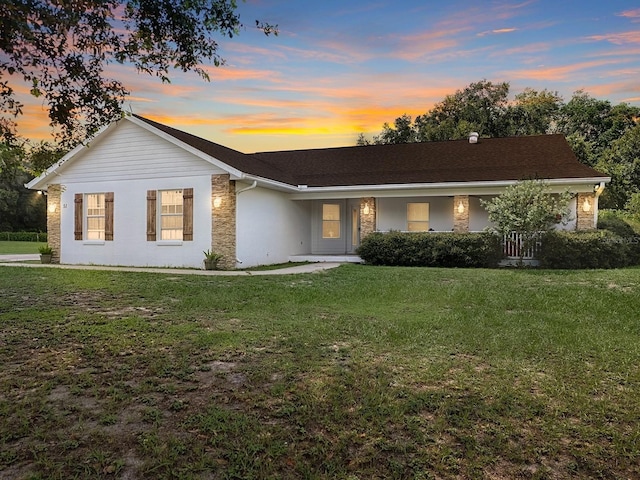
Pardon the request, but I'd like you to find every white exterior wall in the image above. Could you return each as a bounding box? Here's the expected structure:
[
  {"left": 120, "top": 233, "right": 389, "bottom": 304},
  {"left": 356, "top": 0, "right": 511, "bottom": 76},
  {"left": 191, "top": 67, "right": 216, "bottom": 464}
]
[
  {"left": 469, "top": 196, "right": 494, "bottom": 232},
  {"left": 60, "top": 176, "right": 213, "bottom": 267},
  {"left": 559, "top": 197, "right": 577, "bottom": 230},
  {"left": 54, "top": 120, "right": 225, "bottom": 268},
  {"left": 236, "top": 185, "right": 311, "bottom": 267},
  {"left": 377, "top": 197, "right": 454, "bottom": 232}
]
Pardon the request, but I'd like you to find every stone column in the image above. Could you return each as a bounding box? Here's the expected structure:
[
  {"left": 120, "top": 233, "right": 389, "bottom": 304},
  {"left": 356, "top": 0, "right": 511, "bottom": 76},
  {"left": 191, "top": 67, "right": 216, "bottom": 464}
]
[
  {"left": 47, "top": 184, "right": 62, "bottom": 263},
  {"left": 576, "top": 193, "right": 596, "bottom": 230},
  {"left": 453, "top": 195, "right": 469, "bottom": 233},
  {"left": 211, "top": 174, "right": 236, "bottom": 269},
  {"left": 360, "top": 197, "right": 376, "bottom": 239}
]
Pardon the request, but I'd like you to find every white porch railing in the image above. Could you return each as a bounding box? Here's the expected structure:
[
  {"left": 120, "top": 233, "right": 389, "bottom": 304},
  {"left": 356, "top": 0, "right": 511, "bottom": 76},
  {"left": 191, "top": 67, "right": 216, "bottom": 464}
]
[{"left": 503, "top": 232, "right": 541, "bottom": 260}]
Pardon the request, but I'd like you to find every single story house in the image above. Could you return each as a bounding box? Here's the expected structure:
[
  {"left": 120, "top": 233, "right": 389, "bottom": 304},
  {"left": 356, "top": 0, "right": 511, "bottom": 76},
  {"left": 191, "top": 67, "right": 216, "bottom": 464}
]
[{"left": 27, "top": 114, "right": 610, "bottom": 269}]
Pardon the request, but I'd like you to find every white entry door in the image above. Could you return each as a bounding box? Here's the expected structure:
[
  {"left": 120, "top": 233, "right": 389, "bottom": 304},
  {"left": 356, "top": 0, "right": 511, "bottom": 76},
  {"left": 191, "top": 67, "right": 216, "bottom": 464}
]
[{"left": 311, "top": 200, "right": 360, "bottom": 254}]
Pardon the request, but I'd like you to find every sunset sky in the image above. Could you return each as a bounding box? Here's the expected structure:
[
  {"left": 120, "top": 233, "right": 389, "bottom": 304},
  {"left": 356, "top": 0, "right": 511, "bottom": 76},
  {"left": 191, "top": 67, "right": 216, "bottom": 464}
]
[{"left": 16, "top": 0, "right": 640, "bottom": 153}]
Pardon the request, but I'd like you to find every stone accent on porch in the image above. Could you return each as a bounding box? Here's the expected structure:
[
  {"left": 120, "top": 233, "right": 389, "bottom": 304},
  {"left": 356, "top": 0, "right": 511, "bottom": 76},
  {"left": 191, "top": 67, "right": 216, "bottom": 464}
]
[
  {"left": 360, "top": 197, "right": 376, "bottom": 239},
  {"left": 453, "top": 195, "right": 469, "bottom": 233},
  {"left": 576, "top": 193, "right": 596, "bottom": 230},
  {"left": 211, "top": 174, "right": 237, "bottom": 269},
  {"left": 47, "top": 184, "right": 62, "bottom": 264}
]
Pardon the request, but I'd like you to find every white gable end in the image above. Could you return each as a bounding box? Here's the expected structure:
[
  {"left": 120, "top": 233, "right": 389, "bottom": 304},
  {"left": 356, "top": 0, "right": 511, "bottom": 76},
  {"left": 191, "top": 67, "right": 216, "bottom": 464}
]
[{"left": 54, "top": 120, "right": 227, "bottom": 183}]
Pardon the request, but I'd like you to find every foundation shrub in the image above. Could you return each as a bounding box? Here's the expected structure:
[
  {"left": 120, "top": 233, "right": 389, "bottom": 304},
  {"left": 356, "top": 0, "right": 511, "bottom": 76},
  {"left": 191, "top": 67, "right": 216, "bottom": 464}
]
[
  {"left": 538, "top": 230, "right": 639, "bottom": 269},
  {"left": 357, "top": 232, "right": 502, "bottom": 268}
]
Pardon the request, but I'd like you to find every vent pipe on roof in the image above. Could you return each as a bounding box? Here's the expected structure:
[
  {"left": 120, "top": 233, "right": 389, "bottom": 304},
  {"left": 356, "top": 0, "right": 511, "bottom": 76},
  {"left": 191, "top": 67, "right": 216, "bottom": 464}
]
[{"left": 469, "top": 132, "right": 479, "bottom": 144}]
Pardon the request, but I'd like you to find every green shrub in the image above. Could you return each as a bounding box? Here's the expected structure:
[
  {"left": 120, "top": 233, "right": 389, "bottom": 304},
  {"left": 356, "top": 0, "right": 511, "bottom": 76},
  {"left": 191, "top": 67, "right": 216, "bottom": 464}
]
[
  {"left": 597, "top": 214, "right": 637, "bottom": 238},
  {"left": 538, "top": 230, "right": 639, "bottom": 269},
  {"left": 0, "top": 231, "right": 48, "bottom": 242},
  {"left": 356, "top": 232, "right": 503, "bottom": 268}
]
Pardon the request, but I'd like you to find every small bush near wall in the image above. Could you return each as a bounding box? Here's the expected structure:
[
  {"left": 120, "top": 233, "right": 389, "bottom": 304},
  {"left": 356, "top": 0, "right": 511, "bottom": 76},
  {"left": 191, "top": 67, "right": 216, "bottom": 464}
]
[
  {"left": 357, "top": 232, "right": 503, "bottom": 268},
  {"left": 538, "top": 230, "right": 640, "bottom": 269},
  {"left": 0, "top": 232, "right": 48, "bottom": 242}
]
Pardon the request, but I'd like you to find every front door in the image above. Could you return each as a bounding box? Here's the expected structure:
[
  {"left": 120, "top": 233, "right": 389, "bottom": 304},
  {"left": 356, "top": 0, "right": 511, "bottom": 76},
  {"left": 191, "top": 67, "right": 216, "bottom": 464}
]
[{"left": 311, "top": 200, "right": 360, "bottom": 254}]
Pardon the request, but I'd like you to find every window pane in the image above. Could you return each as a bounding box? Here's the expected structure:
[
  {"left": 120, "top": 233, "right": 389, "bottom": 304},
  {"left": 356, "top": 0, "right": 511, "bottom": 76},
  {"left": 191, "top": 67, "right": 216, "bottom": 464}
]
[
  {"left": 407, "top": 222, "right": 429, "bottom": 232},
  {"left": 322, "top": 220, "right": 340, "bottom": 238},
  {"left": 322, "top": 204, "right": 341, "bottom": 238},
  {"left": 407, "top": 203, "right": 429, "bottom": 221},
  {"left": 85, "top": 193, "right": 105, "bottom": 240},
  {"left": 407, "top": 203, "right": 429, "bottom": 232},
  {"left": 322, "top": 204, "right": 340, "bottom": 221},
  {"left": 161, "top": 216, "right": 183, "bottom": 229},
  {"left": 160, "top": 189, "right": 183, "bottom": 240}
]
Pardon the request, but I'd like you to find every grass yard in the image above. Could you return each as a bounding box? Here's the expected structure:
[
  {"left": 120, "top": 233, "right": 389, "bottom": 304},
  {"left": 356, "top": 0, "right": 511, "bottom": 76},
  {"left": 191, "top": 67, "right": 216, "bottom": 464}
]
[
  {"left": 1, "top": 264, "right": 639, "bottom": 479},
  {"left": 0, "top": 241, "right": 47, "bottom": 255}
]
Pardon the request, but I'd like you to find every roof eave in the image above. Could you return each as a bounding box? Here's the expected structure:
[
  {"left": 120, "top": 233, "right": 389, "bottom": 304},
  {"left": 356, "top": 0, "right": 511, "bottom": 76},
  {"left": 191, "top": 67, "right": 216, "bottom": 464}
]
[{"left": 288, "top": 177, "right": 611, "bottom": 199}]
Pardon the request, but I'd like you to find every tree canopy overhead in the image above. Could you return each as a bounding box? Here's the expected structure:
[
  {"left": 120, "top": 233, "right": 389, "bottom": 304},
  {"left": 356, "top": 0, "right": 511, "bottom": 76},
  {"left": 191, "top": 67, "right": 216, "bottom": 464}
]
[{"left": 0, "top": 0, "right": 276, "bottom": 146}]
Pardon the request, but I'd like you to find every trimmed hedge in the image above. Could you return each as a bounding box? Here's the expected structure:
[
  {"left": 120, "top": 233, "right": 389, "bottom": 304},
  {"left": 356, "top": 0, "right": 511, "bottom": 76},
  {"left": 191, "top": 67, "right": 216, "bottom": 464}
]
[
  {"left": 538, "top": 230, "right": 640, "bottom": 269},
  {"left": 597, "top": 215, "right": 637, "bottom": 238},
  {"left": 0, "top": 231, "right": 48, "bottom": 242},
  {"left": 356, "top": 232, "right": 503, "bottom": 268}
]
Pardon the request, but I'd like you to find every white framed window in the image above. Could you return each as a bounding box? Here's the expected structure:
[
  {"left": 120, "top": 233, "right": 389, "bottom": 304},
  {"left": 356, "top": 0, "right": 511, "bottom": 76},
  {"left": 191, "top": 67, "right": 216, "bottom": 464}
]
[
  {"left": 407, "top": 202, "right": 429, "bottom": 232},
  {"left": 322, "top": 203, "right": 341, "bottom": 239},
  {"left": 86, "top": 193, "right": 105, "bottom": 240},
  {"left": 160, "top": 189, "right": 184, "bottom": 240}
]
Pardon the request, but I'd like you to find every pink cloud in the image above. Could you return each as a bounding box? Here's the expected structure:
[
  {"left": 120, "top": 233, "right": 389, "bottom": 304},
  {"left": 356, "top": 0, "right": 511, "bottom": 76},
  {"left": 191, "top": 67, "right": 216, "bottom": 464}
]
[
  {"left": 506, "top": 59, "right": 622, "bottom": 81},
  {"left": 617, "top": 9, "right": 640, "bottom": 21},
  {"left": 589, "top": 31, "right": 640, "bottom": 45},
  {"left": 478, "top": 28, "right": 517, "bottom": 37}
]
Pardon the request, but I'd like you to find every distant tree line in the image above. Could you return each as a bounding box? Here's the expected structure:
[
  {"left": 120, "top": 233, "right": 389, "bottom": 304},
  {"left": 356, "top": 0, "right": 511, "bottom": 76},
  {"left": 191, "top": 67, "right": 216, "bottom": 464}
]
[
  {"left": 0, "top": 142, "right": 64, "bottom": 232},
  {"left": 358, "top": 80, "right": 640, "bottom": 210}
]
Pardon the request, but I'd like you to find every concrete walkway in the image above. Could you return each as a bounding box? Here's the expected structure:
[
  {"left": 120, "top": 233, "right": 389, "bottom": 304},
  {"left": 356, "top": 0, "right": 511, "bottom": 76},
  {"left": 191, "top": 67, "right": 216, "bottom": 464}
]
[{"left": 0, "top": 255, "right": 343, "bottom": 276}]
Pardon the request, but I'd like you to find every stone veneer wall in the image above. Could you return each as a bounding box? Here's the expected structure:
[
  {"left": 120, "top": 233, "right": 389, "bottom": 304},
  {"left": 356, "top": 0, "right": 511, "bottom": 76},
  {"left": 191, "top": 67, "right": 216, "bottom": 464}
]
[
  {"left": 211, "top": 174, "right": 236, "bottom": 269},
  {"left": 47, "top": 184, "right": 62, "bottom": 263},
  {"left": 360, "top": 197, "right": 376, "bottom": 239},
  {"left": 576, "top": 193, "right": 596, "bottom": 230},
  {"left": 453, "top": 195, "right": 469, "bottom": 233}
]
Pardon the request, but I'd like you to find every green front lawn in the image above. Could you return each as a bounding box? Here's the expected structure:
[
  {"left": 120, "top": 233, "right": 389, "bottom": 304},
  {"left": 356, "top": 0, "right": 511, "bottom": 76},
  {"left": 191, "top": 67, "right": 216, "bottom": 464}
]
[
  {"left": 1, "top": 264, "right": 639, "bottom": 479},
  {"left": 0, "top": 240, "right": 47, "bottom": 255}
]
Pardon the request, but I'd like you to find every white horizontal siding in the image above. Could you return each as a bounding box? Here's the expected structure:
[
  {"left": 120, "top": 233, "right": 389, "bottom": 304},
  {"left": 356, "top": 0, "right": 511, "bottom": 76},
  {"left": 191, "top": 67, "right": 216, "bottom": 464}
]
[{"left": 56, "top": 121, "right": 226, "bottom": 182}]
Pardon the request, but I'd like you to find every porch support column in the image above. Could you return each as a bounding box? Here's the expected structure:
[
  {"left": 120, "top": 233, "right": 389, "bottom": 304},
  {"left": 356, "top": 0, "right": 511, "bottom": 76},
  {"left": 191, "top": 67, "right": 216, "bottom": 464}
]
[
  {"left": 47, "top": 184, "right": 61, "bottom": 264},
  {"left": 576, "top": 193, "right": 596, "bottom": 230},
  {"left": 211, "top": 174, "right": 236, "bottom": 269},
  {"left": 453, "top": 195, "right": 469, "bottom": 233},
  {"left": 360, "top": 197, "right": 376, "bottom": 239}
]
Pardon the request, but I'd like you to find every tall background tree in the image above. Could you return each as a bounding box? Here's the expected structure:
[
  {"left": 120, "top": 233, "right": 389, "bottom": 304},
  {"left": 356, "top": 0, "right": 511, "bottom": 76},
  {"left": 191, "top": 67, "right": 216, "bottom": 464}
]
[{"left": 0, "top": 144, "right": 47, "bottom": 231}]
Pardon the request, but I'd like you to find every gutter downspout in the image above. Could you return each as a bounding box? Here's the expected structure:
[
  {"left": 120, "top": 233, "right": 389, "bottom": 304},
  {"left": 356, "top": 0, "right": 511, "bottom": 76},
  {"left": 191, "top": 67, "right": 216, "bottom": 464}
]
[
  {"left": 234, "top": 181, "right": 258, "bottom": 264},
  {"left": 594, "top": 181, "right": 606, "bottom": 226},
  {"left": 236, "top": 180, "right": 258, "bottom": 195}
]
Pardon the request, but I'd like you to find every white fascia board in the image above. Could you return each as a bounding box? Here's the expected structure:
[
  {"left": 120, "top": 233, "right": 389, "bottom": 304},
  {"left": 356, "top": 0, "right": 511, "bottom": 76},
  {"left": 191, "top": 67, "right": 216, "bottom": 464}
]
[
  {"left": 25, "top": 121, "right": 117, "bottom": 191},
  {"left": 240, "top": 174, "right": 299, "bottom": 192},
  {"left": 288, "top": 177, "right": 611, "bottom": 200},
  {"left": 126, "top": 115, "right": 244, "bottom": 179}
]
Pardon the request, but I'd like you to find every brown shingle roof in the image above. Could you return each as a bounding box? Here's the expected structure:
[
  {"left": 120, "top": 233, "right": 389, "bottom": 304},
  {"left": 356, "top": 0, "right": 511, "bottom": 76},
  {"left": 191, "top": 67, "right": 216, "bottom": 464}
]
[
  {"left": 135, "top": 115, "right": 607, "bottom": 188},
  {"left": 254, "top": 135, "right": 606, "bottom": 186}
]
